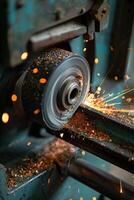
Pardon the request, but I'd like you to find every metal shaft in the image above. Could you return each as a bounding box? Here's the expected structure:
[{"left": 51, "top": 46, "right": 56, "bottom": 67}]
[{"left": 57, "top": 158, "right": 134, "bottom": 200}]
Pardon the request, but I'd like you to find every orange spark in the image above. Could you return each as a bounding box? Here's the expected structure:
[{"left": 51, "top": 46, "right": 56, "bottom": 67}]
[
  {"left": 11, "top": 94, "right": 17, "bottom": 102},
  {"left": 39, "top": 78, "right": 47, "bottom": 84},
  {"left": 32, "top": 68, "right": 39, "bottom": 74}
]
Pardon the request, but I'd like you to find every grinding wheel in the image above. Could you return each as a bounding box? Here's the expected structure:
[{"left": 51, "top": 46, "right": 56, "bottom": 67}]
[{"left": 15, "top": 48, "right": 90, "bottom": 130}]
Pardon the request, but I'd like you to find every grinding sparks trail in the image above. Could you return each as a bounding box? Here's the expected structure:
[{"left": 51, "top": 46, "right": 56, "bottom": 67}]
[
  {"left": 94, "top": 65, "right": 114, "bottom": 96},
  {"left": 120, "top": 180, "right": 123, "bottom": 194},
  {"left": 105, "top": 88, "right": 134, "bottom": 103},
  {"left": 84, "top": 93, "right": 109, "bottom": 114},
  {"left": 93, "top": 108, "right": 134, "bottom": 113},
  {"left": 108, "top": 102, "right": 122, "bottom": 106},
  {"left": 84, "top": 93, "right": 134, "bottom": 114},
  {"left": 83, "top": 93, "right": 134, "bottom": 126},
  {"left": 103, "top": 88, "right": 130, "bottom": 101},
  {"left": 83, "top": 64, "right": 134, "bottom": 125}
]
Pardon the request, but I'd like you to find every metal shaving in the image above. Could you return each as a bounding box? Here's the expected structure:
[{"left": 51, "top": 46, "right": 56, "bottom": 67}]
[
  {"left": 65, "top": 111, "right": 111, "bottom": 142},
  {"left": 7, "top": 139, "right": 76, "bottom": 189}
]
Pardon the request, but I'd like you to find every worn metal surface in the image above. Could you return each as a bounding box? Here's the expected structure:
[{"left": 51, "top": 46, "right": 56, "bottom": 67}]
[{"left": 29, "top": 21, "right": 87, "bottom": 52}]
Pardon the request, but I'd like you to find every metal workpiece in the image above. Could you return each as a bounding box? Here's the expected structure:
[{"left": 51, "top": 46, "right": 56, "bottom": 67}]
[
  {"left": 14, "top": 48, "right": 90, "bottom": 130},
  {"left": 29, "top": 21, "right": 87, "bottom": 52},
  {"left": 53, "top": 106, "right": 134, "bottom": 173},
  {"left": 81, "top": 105, "right": 134, "bottom": 144},
  {"left": 54, "top": 128, "right": 134, "bottom": 174},
  {"left": 57, "top": 158, "right": 134, "bottom": 200}
]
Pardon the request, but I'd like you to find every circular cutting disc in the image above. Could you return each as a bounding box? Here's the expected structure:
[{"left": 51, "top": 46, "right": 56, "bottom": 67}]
[{"left": 15, "top": 48, "right": 90, "bottom": 130}]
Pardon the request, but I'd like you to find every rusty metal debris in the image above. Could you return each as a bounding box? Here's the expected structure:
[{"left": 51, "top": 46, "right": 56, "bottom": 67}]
[{"left": 7, "top": 139, "right": 76, "bottom": 189}]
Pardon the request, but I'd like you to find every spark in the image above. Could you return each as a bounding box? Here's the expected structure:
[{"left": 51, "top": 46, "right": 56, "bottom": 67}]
[
  {"left": 48, "top": 178, "right": 51, "bottom": 184},
  {"left": 33, "top": 109, "right": 40, "bottom": 115},
  {"left": 21, "top": 52, "right": 28, "bottom": 60},
  {"left": 92, "top": 197, "right": 97, "bottom": 200},
  {"left": 95, "top": 108, "right": 134, "bottom": 113},
  {"left": 96, "top": 86, "right": 102, "bottom": 95},
  {"left": 81, "top": 150, "right": 86, "bottom": 156},
  {"left": 110, "top": 46, "right": 114, "bottom": 51},
  {"left": 60, "top": 133, "right": 64, "bottom": 138},
  {"left": 108, "top": 102, "right": 122, "bottom": 106},
  {"left": 11, "top": 94, "right": 17, "bottom": 102},
  {"left": 2, "top": 113, "right": 9, "bottom": 123},
  {"left": 32, "top": 68, "right": 39, "bottom": 74},
  {"left": 39, "top": 78, "right": 47, "bottom": 84},
  {"left": 105, "top": 88, "right": 134, "bottom": 103},
  {"left": 27, "top": 141, "right": 32, "bottom": 146},
  {"left": 126, "top": 98, "right": 132, "bottom": 103},
  {"left": 103, "top": 93, "right": 114, "bottom": 101},
  {"left": 122, "top": 96, "right": 125, "bottom": 99},
  {"left": 103, "top": 88, "right": 130, "bottom": 102},
  {"left": 102, "top": 93, "right": 114, "bottom": 100},
  {"left": 94, "top": 58, "right": 99, "bottom": 64},
  {"left": 124, "top": 74, "right": 130, "bottom": 80},
  {"left": 84, "top": 92, "right": 134, "bottom": 124},
  {"left": 119, "top": 180, "right": 123, "bottom": 194},
  {"left": 94, "top": 65, "right": 114, "bottom": 96},
  {"left": 103, "top": 89, "right": 129, "bottom": 102},
  {"left": 114, "top": 76, "right": 118, "bottom": 81},
  {"left": 83, "top": 48, "right": 87, "bottom": 52},
  {"left": 97, "top": 86, "right": 102, "bottom": 92}
]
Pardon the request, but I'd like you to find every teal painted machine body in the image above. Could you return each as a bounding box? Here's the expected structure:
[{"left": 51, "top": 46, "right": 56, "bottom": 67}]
[
  {"left": 1, "top": 0, "right": 91, "bottom": 67},
  {"left": 0, "top": 0, "right": 134, "bottom": 199}
]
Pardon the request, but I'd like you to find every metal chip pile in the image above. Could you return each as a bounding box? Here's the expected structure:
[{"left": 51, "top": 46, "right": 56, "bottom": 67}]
[
  {"left": 7, "top": 139, "right": 76, "bottom": 189},
  {"left": 65, "top": 111, "right": 111, "bottom": 142}
]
